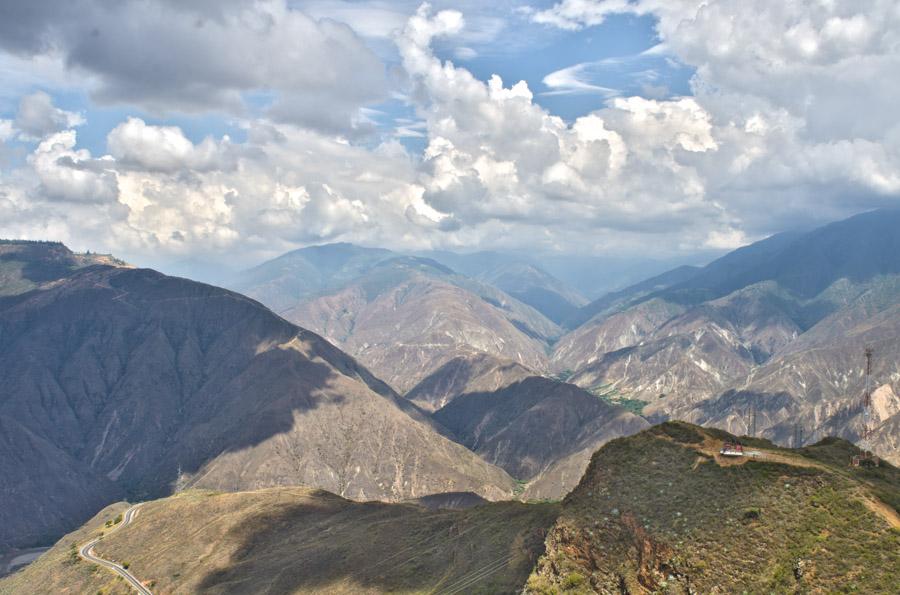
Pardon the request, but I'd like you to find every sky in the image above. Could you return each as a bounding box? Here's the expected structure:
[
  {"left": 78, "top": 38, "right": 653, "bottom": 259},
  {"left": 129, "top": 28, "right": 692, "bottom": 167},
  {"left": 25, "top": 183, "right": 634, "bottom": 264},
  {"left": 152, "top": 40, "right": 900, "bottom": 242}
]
[{"left": 0, "top": 0, "right": 898, "bottom": 274}]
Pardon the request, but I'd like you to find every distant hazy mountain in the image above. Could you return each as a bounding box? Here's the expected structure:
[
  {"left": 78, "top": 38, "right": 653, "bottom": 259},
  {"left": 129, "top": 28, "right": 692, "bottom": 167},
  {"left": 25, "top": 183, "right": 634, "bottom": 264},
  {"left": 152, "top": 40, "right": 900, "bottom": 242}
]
[
  {"left": 230, "top": 242, "right": 395, "bottom": 313},
  {"left": 233, "top": 245, "right": 561, "bottom": 393},
  {"left": 532, "top": 253, "right": 705, "bottom": 300},
  {"left": 552, "top": 209, "right": 900, "bottom": 463},
  {"left": 0, "top": 244, "right": 514, "bottom": 550},
  {"left": 417, "top": 250, "right": 587, "bottom": 324},
  {"left": 564, "top": 264, "right": 701, "bottom": 329}
]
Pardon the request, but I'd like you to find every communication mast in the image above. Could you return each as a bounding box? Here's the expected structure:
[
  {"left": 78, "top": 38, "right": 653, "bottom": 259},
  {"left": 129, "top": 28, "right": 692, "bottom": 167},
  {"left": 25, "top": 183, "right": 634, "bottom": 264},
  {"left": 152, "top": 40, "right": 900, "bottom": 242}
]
[
  {"left": 852, "top": 347, "right": 880, "bottom": 467},
  {"left": 862, "top": 347, "right": 873, "bottom": 440}
]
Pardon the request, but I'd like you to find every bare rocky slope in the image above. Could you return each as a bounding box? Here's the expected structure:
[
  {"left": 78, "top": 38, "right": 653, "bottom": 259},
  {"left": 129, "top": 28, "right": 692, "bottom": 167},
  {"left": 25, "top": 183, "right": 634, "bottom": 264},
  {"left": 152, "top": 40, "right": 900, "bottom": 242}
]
[
  {"left": 0, "top": 243, "right": 515, "bottom": 551},
  {"left": 234, "top": 247, "right": 561, "bottom": 393},
  {"left": 551, "top": 209, "right": 900, "bottom": 463},
  {"left": 405, "top": 352, "right": 534, "bottom": 412}
]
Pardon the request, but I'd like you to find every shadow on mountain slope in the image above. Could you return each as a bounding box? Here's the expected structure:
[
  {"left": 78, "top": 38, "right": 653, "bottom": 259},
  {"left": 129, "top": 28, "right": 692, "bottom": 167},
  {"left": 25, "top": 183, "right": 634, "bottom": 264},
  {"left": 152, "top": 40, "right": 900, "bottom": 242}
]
[
  {"left": 0, "top": 264, "right": 513, "bottom": 550},
  {"left": 194, "top": 490, "right": 556, "bottom": 595}
]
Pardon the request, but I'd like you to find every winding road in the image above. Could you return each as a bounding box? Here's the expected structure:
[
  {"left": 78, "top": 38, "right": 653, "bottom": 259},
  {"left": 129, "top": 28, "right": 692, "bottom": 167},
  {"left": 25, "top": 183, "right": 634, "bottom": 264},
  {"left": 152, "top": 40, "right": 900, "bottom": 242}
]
[{"left": 79, "top": 504, "right": 152, "bottom": 595}]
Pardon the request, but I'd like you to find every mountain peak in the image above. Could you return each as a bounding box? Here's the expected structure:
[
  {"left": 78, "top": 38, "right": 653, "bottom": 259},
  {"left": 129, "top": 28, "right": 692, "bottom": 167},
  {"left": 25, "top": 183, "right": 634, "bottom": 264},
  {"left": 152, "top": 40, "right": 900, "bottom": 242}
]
[{"left": 0, "top": 240, "right": 127, "bottom": 297}]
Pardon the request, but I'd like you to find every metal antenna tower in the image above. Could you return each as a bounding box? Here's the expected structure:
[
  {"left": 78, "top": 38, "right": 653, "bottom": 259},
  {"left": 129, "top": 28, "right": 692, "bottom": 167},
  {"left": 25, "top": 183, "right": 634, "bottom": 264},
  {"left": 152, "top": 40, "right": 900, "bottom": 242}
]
[
  {"left": 862, "top": 347, "right": 873, "bottom": 441},
  {"left": 851, "top": 347, "right": 881, "bottom": 467}
]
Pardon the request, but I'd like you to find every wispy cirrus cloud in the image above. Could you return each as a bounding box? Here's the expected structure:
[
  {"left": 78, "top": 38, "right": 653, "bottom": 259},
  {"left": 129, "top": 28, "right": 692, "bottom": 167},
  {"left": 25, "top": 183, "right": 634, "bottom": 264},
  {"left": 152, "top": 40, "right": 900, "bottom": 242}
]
[{"left": 541, "top": 45, "right": 690, "bottom": 98}]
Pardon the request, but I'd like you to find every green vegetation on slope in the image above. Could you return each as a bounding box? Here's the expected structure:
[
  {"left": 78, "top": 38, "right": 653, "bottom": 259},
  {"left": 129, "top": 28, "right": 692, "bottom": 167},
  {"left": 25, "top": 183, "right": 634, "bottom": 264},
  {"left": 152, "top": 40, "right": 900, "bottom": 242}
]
[
  {"left": 589, "top": 383, "right": 646, "bottom": 416},
  {"left": 527, "top": 423, "right": 900, "bottom": 594}
]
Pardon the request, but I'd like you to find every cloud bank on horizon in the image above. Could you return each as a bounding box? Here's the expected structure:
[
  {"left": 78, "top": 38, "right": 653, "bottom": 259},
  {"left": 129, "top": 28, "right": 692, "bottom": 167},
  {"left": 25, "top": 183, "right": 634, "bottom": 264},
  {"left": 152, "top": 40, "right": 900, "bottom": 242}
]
[{"left": 0, "top": 0, "right": 898, "bottom": 269}]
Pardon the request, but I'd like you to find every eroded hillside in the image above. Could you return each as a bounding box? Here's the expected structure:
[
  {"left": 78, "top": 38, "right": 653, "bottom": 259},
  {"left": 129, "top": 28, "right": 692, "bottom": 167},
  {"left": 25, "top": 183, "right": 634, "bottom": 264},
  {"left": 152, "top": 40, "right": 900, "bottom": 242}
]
[{"left": 0, "top": 248, "right": 514, "bottom": 551}]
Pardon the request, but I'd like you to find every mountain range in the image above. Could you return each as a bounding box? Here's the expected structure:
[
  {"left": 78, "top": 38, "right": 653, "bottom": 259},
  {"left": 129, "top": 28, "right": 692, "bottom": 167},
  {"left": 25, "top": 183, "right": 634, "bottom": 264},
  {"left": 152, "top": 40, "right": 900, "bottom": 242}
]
[
  {"left": 550, "top": 209, "right": 900, "bottom": 465},
  {"left": 230, "top": 246, "right": 564, "bottom": 393},
  {"left": 1, "top": 208, "right": 900, "bottom": 591},
  {"left": 0, "top": 240, "right": 642, "bottom": 558},
  {"left": 0, "top": 242, "right": 517, "bottom": 551}
]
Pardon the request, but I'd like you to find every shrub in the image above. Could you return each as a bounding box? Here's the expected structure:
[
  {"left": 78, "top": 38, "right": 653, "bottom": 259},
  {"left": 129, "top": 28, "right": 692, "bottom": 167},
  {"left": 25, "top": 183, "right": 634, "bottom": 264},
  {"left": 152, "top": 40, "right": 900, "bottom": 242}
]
[{"left": 562, "top": 572, "right": 586, "bottom": 588}]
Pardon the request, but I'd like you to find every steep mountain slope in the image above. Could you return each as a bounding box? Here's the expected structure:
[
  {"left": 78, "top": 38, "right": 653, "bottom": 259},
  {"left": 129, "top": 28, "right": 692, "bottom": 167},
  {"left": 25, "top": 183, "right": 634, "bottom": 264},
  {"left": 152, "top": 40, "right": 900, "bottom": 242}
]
[
  {"left": 434, "top": 377, "right": 649, "bottom": 484},
  {"left": 0, "top": 488, "right": 559, "bottom": 595},
  {"left": 654, "top": 281, "right": 900, "bottom": 464},
  {"left": 527, "top": 423, "right": 900, "bottom": 593},
  {"left": 479, "top": 262, "right": 587, "bottom": 325},
  {"left": 551, "top": 298, "right": 686, "bottom": 375},
  {"left": 658, "top": 211, "right": 900, "bottom": 303},
  {"left": 567, "top": 283, "right": 803, "bottom": 405},
  {"left": 0, "top": 248, "right": 514, "bottom": 550},
  {"left": 565, "top": 264, "right": 700, "bottom": 329},
  {"left": 405, "top": 353, "right": 533, "bottom": 412},
  {"left": 277, "top": 255, "right": 560, "bottom": 393},
  {"left": 552, "top": 210, "right": 900, "bottom": 462}
]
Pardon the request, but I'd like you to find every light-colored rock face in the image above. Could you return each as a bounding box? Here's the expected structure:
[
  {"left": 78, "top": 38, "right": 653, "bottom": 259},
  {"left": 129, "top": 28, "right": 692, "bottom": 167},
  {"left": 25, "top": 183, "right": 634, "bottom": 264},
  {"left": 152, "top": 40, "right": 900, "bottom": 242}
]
[
  {"left": 561, "top": 285, "right": 802, "bottom": 408},
  {"left": 623, "top": 286, "right": 900, "bottom": 461},
  {"left": 282, "top": 259, "right": 559, "bottom": 393},
  {"left": 871, "top": 385, "right": 900, "bottom": 425},
  {"left": 870, "top": 413, "right": 900, "bottom": 466},
  {"left": 550, "top": 298, "right": 685, "bottom": 373}
]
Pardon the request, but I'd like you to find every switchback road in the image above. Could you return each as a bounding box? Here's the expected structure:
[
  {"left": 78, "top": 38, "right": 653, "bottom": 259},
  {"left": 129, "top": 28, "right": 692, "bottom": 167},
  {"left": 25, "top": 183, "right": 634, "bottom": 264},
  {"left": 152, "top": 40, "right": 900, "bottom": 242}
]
[{"left": 78, "top": 504, "right": 152, "bottom": 595}]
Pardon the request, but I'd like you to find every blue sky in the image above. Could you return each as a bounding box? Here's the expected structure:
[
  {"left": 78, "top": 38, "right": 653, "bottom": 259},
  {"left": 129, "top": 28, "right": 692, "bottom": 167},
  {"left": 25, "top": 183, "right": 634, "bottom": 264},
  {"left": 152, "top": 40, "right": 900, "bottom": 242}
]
[{"left": 1, "top": 4, "right": 691, "bottom": 157}]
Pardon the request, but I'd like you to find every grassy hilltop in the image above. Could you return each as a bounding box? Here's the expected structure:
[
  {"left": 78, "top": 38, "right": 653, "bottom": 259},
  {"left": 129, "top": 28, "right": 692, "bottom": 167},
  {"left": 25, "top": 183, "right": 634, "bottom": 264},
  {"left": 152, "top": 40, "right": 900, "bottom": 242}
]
[{"left": 527, "top": 422, "right": 899, "bottom": 593}]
